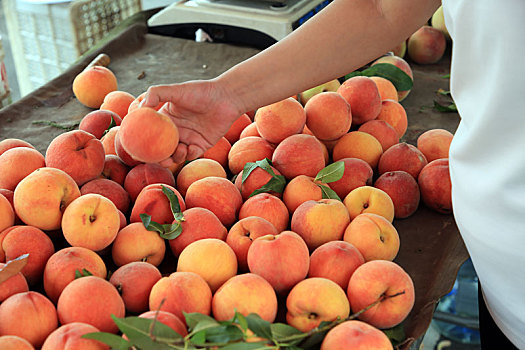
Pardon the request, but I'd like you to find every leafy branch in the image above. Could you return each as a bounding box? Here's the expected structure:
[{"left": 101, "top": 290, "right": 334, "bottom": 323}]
[
  {"left": 314, "top": 161, "right": 344, "bottom": 201},
  {"left": 344, "top": 63, "right": 413, "bottom": 91},
  {"left": 32, "top": 120, "right": 80, "bottom": 131},
  {"left": 140, "top": 185, "right": 185, "bottom": 240},
  {"left": 242, "top": 158, "right": 286, "bottom": 198}
]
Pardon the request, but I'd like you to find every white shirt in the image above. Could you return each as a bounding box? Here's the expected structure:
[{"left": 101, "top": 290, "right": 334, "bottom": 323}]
[{"left": 444, "top": 1, "right": 525, "bottom": 348}]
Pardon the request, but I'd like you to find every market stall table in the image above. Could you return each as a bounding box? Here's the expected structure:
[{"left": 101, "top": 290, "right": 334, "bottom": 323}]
[{"left": 0, "top": 21, "right": 468, "bottom": 349}]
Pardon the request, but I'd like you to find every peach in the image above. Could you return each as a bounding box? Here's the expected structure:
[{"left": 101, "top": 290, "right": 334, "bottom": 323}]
[
  {"left": 42, "top": 323, "right": 109, "bottom": 350},
  {"left": 304, "top": 92, "right": 352, "bottom": 141},
  {"left": 117, "top": 209, "right": 127, "bottom": 229},
  {"left": 328, "top": 158, "right": 374, "bottom": 200},
  {"left": 123, "top": 163, "right": 175, "bottom": 201},
  {"left": 235, "top": 165, "right": 283, "bottom": 201},
  {"left": 177, "top": 238, "right": 238, "bottom": 292},
  {"left": 62, "top": 194, "right": 120, "bottom": 251},
  {"left": 291, "top": 199, "right": 350, "bottom": 250},
  {"left": 0, "top": 335, "right": 35, "bottom": 350},
  {"left": 128, "top": 92, "right": 165, "bottom": 114},
  {"left": 391, "top": 40, "right": 407, "bottom": 57},
  {"left": 119, "top": 107, "right": 179, "bottom": 163},
  {"left": 72, "top": 66, "right": 118, "bottom": 109},
  {"left": 100, "top": 126, "right": 119, "bottom": 155},
  {"left": 129, "top": 183, "right": 185, "bottom": 225},
  {"left": 0, "top": 147, "right": 45, "bottom": 191},
  {"left": 0, "top": 139, "right": 35, "bottom": 156},
  {"left": 431, "top": 6, "right": 450, "bottom": 39},
  {"left": 111, "top": 222, "right": 166, "bottom": 267},
  {"left": 416, "top": 128, "right": 453, "bottom": 162},
  {"left": 202, "top": 137, "right": 231, "bottom": 169},
  {"left": 168, "top": 207, "right": 227, "bottom": 256},
  {"left": 407, "top": 26, "right": 447, "bottom": 64},
  {"left": 176, "top": 158, "right": 227, "bottom": 197},
  {"left": 358, "top": 119, "right": 399, "bottom": 152},
  {"left": 282, "top": 175, "right": 327, "bottom": 214},
  {"left": 114, "top": 131, "right": 142, "bottom": 167},
  {"left": 224, "top": 113, "right": 252, "bottom": 145},
  {"left": 57, "top": 276, "right": 125, "bottom": 333},
  {"left": 228, "top": 136, "right": 275, "bottom": 175},
  {"left": 138, "top": 311, "right": 188, "bottom": 336},
  {"left": 213, "top": 273, "right": 278, "bottom": 322},
  {"left": 81, "top": 178, "right": 130, "bottom": 214},
  {"left": 239, "top": 122, "right": 260, "bottom": 138},
  {"left": 347, "top": 260, "right": 415, "bottom": 329},
  {"left": 0, "top": 292, "right": 58, "bottom": 347},
  {"left": 238, "top": 193, "right": 289, "bottom": 233},
  {"left": 109, "top": 262, "right": 162, "bottom": 314},
  {"left": 0, "top": 262, "right": 29, "bottom": 303},
  {"left": 371, "top": 55, "right": 414, "bottom": 101},
  {"left": 0, "top": 194, "right": 14, "bottom": 232},
  {"left": 149, "top": 272, "right": 212, "bottom": 324},
  {"left": 1, "top": 225, "right": 55, "bottom": 285},
  {"left": 100, "top": 90, "right": 136, "bottom": 119},
  {"left": 247, "top": 231, "right": 309, "bottom": 294},
  {"left": 43, "top": 246, "right": 107, "bottom": 304},
  {"left": 308, "top": 241, "right": 364, "bottom": 290},
  {"left": 320, "top": 320, "right": 393, "bottom": 350},
  {"left": 79, "top": 110, "right": 122, "bottom": 139},
  {"left": 337, "top": 76, "right": 381, "bottom": 125},
  {"left": 185, "top": 176, "right": 242, "bottom": 227},
  {"left": 418, "top": 158, "right": 452, "bottom": 214},
  {"left": 100, "top": 154, "right": 130, "bottom": 186},
  {"left": 286, "top": 277, "right": 350, "bottom": 332},
  {"left": 370, "top": 76, "right": 398, "bottom": 101},
  {"left": 45, "top": 130, "right": 106, "bottom": 186},
  {"left": 272, "top": 134, "right": 326, "bottom": 180},
  {"left": 375, "top": 100, "right": 408, "bottom": 139},
  {"left": 255, "top": 97, "right": 306, "bottom": 144},
  {"left": 226, "top": 216, "right": 277, "bottom": 272},
  {"left": 375, "top": 171, "right": 420, "bottom": 219},
  {"left": 13, "top": 167, "right": 80, "bottom": 230},
  {"left": 378, "top": 142, "right": 428, "bottom": 179},
  {"left": 343, "top": 186, "right": 395, "bottom": 222},
  {"left": 343, "top": 213, "right": 400, "bottom": 261},
  {"left": 333, "top": 131, "right": 383, "bottom": 169}
]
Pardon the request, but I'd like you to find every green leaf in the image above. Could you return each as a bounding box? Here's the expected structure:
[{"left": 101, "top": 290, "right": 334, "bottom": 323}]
[
  {"left": 113, "top": 316, "right": 181, "bottom": 350},
  {"left": 249, "top": 175, "right": 286, "bottom": 198},
  {"left": 140, "top": 213, "right": 164, "bottom": 234},
  {"left": 102, "top": 115, "right": 117, "bottom": 137},
  {"left": 159, "top": 222, "right": 183, "bottom": 240},
  {"left": 185, "top": 312, "right": 220, "bottom": 332},
  {"left": 298, "top": 321, "right": 333, "bottom": 349},
  {"left": 82, "top": 332, "right": 132, "bottom": 349},
  {"left": 161, "top": 185, "right": 183, "bottom": 217},
  {"left": 271, "top": 323, "right": 304, "bottom": 343},
  {"left": 241, "top": 162, "right": 260, "bottom": 184},
  {"left": 314, "top": 161, "right": 344, "bottom": 183},
  {"left": 433, "top": 100, "right": 457, "bottom": 113},
  {"left": 383, "top": 323, "right": 405, "bottom": 346},
  {"left": 233, "top": 312, "right": 248, "bottom": 332},
  {"left": 242, "top": 158, "right": 274, "bottom": 184},
  {"left": 245, "top": 313, "right": 273, "bottom": 341},
  {"left": 74, "top": 268, "right": 93, "bottom": 279},
  {"left": 206, "top": 324, "right": 244, "bottom": 343},
  {"left": 32, "top": 120, "right": 80, "bottom": 131},
  {"left": 441, "top": 73, "right": 451, "bottom": 79},
  {"left": 219, "top": 341, "right": 270, "bottom": 350},
  {"left": 436, "top": 88, "right": 451, "bottom": 96},
  {"left": 345, "top": 63, "right": 413, "bottom": 91},
  {"left": 190, "top": 330, "right": 207, "bottom": 345},
  {"left": 317, "top": 184, "right": 342, "bottom": 201}
]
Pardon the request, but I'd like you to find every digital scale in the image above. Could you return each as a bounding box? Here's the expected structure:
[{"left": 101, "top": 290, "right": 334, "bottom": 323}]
[{"left": 147, "top": 0, "right": 332, "bottom": 49}]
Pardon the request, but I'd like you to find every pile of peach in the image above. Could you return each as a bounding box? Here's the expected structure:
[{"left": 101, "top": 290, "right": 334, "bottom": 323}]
[{"left": 0, "top": 53, "right": 454, "bottom": 350}]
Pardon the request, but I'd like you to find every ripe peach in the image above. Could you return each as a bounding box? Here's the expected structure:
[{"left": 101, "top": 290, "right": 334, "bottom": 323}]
[
  {"left": 111, "top": 222, "right": 166, "bottom": 267},
  {"left": 238, "top": 193, "right": 289, "bottom": 233},
  {"left": 375, "top": 100, "right": 408, "bottom": 139},
  {"left": 185, "top": 177, "right": 242, "bottom": 227},
  {"left": 81, "top": 178, "right": 130, "bottom": 214},
  {"left": 304, "top": 92, "right": 352, "bottom": 141},
  {"left": 224, "top": 113, "right": 251, "bottom": 145},
  {"left": 176, "top": 158, "right": 227, "bottom": 197},
  {"left": 282, "top": 175, "right": 327, "bottom": 214},
  {"left": 272, "top": 134, "right": 326, "bottom": 180},
  {"left": 0, "top": 147, "right": 45, "bottom": 191},
  {"left": 128, "top": 92, "right": 165, "bottom": 114},
  {"left": 123, "top": 163, "right": 175, "bottom": 201},
  {"left": 0, "top": 194, "right": 14, "bottom": 233},
  {"left": 41, "top": 322, "right": 109, "bottom": 350},
  {"left": 45, "top": 130, "right": 106, "bottom": 186},
  {"left": 100, "top": 126, "right": 118, "bottom": 155},
  {"left": 119, "top": 107, "right": 179, "bottom": 163},
  {"left": 347, "top": 260, "right": 415, "bottom": 329},
  {"left": 138, "top": 311, "right": 188, "bottom": 336},
  {"left": 100, "top": 90, "right": 135, "bottom": 119},
  {"left": 228, "top": 136, "right": 275, "bottom": 175},
  {"left": 62, "top": 194, "right": 120, "bottom": 252},
  {"left": 375, "top": 171, "right": 420, "bottom": 219},
  {"left": 202, "top": 137, "right": 231, "bottom": 169},
  {"left": 235, "top": 165, "right": 283, "bottom": 201},
  {"left": 320, "top": 320, "right": 393, "bottom": 350},
  {"left": 328, "top": 158, "right": 374, "bottom": 200},
  {"left": 291, "top": 199, "right": 350, "bottom": 250},
  {"left": 57, "top": 276, "right": 125, "bottom": 333},
  {"left": 212, "top": 273, "right": 278, "bottom": 322},
  {"left": 344, "top": 213, "right": 400, "bottom": 261},
  {"left": 79, "top": 110, "right": 122, "bottom": 139},
  {"left": 407, "top": 26, "right": 447, "bottom": 64},
  {"left": 358, "top": 119, "right": 399, "bottom": 152},
  {"left": 239, "top": 122, "right": 260, "bottom": 138},
  {"left": 0, "top": 335, "right": 35, "bottom": 350},
  {"left": 114, "top": 131, "right": 142, "bottom": 167},
  {"left": 247, "top": 231, "right": 309, "bottom": 294},
  {"left": 73, "top": 66, "right": 118, "bottom": 109},
  {"left": 370, "top": 76, "right": 398, "bottom": 101},
  {"left": 100, "top": 154, "right": 130, "bottom": 186},
  {"left": 308, "top": 241, "right": 364, "bottom": 290},
  {"left": 149, "top": 272, "right": 212, "bottom": 324},
  {"left": 343, "top": 185, "right": 395, "bottom": 222},
  {"left": 0, "top": 262, "right": 28, "bottom": 303},
  {"left": 226, "top": 216, "right": 277, "bottom": 272},
  {"left": 255, "top": 97, "right": 306, "bottom": 144},
  {"left": 372, "top": 55, "right": 413, "bottom": 101},
  {"left": 418, "top": 158, "right": 452, "bottom": 214},
  {"left": 337, "top": 76, "right": 381, "bottom": 125},
  {"left": 333, "top": 131, "right": 383, "bottom": 169},
  {"left": 109, "top": 262, "right": 162, "bottom": 314},
  {"left": 129, "top": 183, "right": 185, "bottom": 225},
  {"left": 0, "top": 139, "right": 35, "bottom": 156},
  {"left": 378, "top": 142, "right": 428, "bottom": 179},
  {"left": 287, "top": 277, "right": 350, "bottom": 332},
  {"left": 43, "top": 246, "right": 107, "bottom": 304},
  {"left": 416, "top": 128, "right": 453, "bottom": 162}
]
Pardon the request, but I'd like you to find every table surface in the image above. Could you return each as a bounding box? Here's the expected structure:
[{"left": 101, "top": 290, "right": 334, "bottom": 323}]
[{"left": 0, "top": 21, "right": 468, "bottom": 349}]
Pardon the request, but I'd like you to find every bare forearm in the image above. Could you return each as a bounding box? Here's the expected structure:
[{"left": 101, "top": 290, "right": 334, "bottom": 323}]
[{"left": 217, "top": 0, "right": 440, "bottom": 113}]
